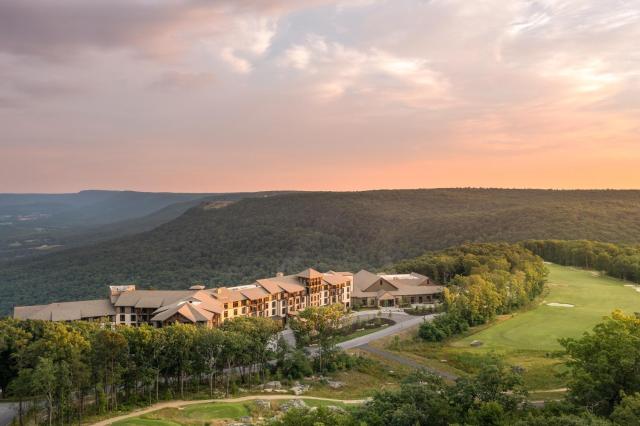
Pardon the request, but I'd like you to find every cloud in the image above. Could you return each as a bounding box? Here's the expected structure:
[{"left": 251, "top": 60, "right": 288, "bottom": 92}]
[
  {"left": 1, "top": 0, "right": 639, "bottom": 191},
  {"left": 149, "top": 71, "right": 216, "bottom": 90}
]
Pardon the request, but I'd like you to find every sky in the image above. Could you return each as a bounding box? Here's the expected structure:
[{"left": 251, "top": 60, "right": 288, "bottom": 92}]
[{"left": 0, "top": 0, "right": 639, "bottom": 193}]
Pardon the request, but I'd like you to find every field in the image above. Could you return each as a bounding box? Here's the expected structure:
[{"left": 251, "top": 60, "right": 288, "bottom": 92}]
[
  {"left": 375, "top": 264, "right": 640, "bottom": 393},
  {"left": 454, "top": 263, "right": 640, "bottom": 350}
]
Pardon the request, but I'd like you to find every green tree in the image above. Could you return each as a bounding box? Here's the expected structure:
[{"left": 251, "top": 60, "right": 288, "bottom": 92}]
[
  {"left": 562, "top": 310, "right": 640, "bottom": 415},
  {"left": 32, "top": 357, "right": 56, "bottom": 426},
  {"left": 611, "top": 392, "right": 640, "bottom": 425},
  {"left": 290, "top": 304, "right": 348, "bottom": 372}
]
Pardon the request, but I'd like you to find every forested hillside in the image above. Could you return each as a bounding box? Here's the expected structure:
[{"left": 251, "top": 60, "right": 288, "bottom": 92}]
[
  {"left": 0, "top": 191, "right": 289, "bottom": 260},
  {"left": 3, "top": 188, "right": 640, "bottom": 314},
  {"left": 524, "top": 239, "right": 640, "bottom": 283}
]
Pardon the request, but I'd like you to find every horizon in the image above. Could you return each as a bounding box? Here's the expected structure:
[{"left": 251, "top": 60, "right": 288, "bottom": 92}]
[
  {"left": 1, "top": 0, "right": 639, "bottom": 192},
  {"left": 3, "top": 186, "right": 640, "bottom": 195}
]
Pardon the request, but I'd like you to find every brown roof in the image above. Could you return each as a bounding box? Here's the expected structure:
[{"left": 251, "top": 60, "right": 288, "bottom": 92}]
[
  {"left": 296, "top": 268, "right": 323, "bottom": 279},
  {"left": 113, "top": 290, "right": 196, "bottom": 308},
  {"left": 240, "top": 287, "right": 270, "bottom": 300},
  {"left": 322, "top": 274, "right": 350, "bottom": 286},
  {"left": 353, "top": 270, "right": 443, "bottom": 298},
  {"left": 14, "top": 299, "right": 115, "bottom": 321}
]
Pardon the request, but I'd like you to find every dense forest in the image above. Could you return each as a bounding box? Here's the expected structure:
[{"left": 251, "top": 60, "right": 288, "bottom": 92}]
[
  {"left": 524, "top": 240, "right": 640, "bottom": 283},
  {"left": 3, "top": 189, "right": 640, "bottom": 314},
  {"left": 4, "top": 311, "right": 640, "bottom": 425},
  {"left": 394, "top": 243, "right": 547, "bottom": 340},
  {"left": 0, "top": 307, "right": 357, "bottom": 425}
]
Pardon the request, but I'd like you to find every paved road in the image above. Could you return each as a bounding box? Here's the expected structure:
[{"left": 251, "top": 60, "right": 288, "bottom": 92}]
[
  {"left": 279, "top": 310, "right": 430, "bottom": 349},
  {"left": 338, "top": 313, "right": 434, "bottom": 350},
  {"left": 92, "top": 395, "right": 367, "bottom": 426},
  {"left": 0, "top": 402, "right": 16, "bottom": 426}
]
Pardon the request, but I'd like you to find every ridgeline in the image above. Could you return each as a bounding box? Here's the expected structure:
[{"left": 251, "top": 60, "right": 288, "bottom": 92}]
[{"left": 3, "top": 188, "right": 640, "bottom": 314}]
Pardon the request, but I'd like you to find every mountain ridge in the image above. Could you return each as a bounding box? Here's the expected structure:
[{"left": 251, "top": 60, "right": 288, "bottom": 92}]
[{"left": 2, "top": 188, "right": 640, "bottom": 315}]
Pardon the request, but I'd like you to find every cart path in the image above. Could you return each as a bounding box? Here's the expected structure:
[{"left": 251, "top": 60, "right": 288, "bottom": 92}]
[
  {"left": 356, "top": 343, "right": 460, "bottom": 381},
  {"left": 91, "top": 395, "right": 367, "bottom": 426}
]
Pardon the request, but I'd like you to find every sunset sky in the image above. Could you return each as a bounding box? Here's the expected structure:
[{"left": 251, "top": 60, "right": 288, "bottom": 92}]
[{"left": 1, "top": 0, "right": 639, "bottom": 192}]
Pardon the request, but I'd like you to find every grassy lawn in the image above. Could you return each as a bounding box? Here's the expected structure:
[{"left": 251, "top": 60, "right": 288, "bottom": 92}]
[
  {"left": 454, "top": 264, "right": 640, "bottom": 351},
  {"left": 112, "top": 419, "right": 181, "bottom": 426},
  {"left": 334, "top": 323, "right": 390, "bottom": 343},
  {"left": 111, "top": 399, "right": 356, "bottom": 425},
  {"left": 372, "top": 264, "right": 640, "bottom": 395}
]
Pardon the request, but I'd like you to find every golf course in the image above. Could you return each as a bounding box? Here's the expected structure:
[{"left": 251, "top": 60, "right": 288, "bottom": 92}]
[
  {"left": 379, "top": 263, "right": 640, "bottom": 393},
  {"left": 454, "top": 263, "right": 640, "bottom": 351}
]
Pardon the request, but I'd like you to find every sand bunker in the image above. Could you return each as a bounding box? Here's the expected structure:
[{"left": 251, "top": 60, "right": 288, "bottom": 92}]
[
  {"left": 624, "top": 284, "right": 640, "bottom": 293},
  {"left": 546, "top": 302, "right": 574, "bottom": 308}
]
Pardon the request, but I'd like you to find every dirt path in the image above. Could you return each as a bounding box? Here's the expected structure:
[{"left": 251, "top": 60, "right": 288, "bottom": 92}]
[
  {"left": 357, "top": 343, "right": 459, "bottom": 381},
  {"left": 91, "top": 395, "right": 367, "bottom": 426}
]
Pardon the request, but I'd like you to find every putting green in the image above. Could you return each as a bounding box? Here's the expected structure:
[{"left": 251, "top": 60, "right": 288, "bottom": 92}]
[{"left": 454, "top": 264, "right": 640, "bottom": 351}]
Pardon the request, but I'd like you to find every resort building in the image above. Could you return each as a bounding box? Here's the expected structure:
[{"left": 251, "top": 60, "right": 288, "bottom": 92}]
[
  {"left": 351, "top": 270, "right": 444, "bottom": 308},
  {"left": 13, "top": 268, "right": 353, "bottom": 328}
]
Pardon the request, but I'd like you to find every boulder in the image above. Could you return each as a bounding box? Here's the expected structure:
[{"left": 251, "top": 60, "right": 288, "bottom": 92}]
[
  {"left": 264, "top": 381, "right": 282, "bottom": 390},
  {"left": 327, "top": 380, "right": 345, "bottom": 389},
  {"left": 281, "top": 399, "right": 308, "bottom": 412}
]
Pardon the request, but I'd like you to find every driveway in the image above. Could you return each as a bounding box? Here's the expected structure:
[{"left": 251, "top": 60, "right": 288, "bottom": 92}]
[
  {"left": 0, "top": 403, "right": 16, "bottom": 426},
  {"left": 280, "top": 310, "right": 432, "bottom": 350},
  {"left": 338, "top": 313, "right": 434, "bottom": 350}
]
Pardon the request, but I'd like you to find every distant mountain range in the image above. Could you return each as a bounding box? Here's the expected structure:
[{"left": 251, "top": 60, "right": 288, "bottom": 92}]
[
  {"left": 2, "top": 188, "right": 640, "bottom": 315},
  {"left": 0, "top": 190, "right": 287, "bottom": 260}
]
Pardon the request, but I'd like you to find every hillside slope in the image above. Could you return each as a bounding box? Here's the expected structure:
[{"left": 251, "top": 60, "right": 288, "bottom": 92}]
[{"left": 3, "top": 188, "right": 640, "bottom": 314}]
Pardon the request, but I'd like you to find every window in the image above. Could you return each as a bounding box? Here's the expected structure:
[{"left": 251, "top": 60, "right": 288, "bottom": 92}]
[
  {"left": 224, "top": 311, "right": 228, "bottom": 318},
  {"left": 233, "top": 301, "right": 239, "bottom": 308},
  {"left": 233, "top": 309, "right": 238, "bottom": 316},
  {"left": 120, "top": 314, "right": 125, "bottom": 322},
  {"left": 272, "top": 309, "right": 276, "bottom": 316},
  {"left": 130, "top": 314, "right": 137, "bottom": 322}
]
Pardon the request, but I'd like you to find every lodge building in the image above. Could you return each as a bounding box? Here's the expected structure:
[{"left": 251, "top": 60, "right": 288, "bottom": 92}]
[
  {"left": 13, "top": 268, "right": 353, "bottom": 328},
  {"left": 13, "top": 268, "right": 443, "bottom": 327}
]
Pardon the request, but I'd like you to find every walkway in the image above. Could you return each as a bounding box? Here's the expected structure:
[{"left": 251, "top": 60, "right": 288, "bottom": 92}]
[{"left": 92, "top": 395, "right": 366, "bottom": 426}]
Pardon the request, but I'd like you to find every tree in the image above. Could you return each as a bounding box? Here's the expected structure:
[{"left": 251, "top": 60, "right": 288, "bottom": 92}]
[
  {"left": 163, "top": 324, "right": 198, "bottom": 398},
  {"left": 7, "top": 368, "right": 34, "bottom": 426},
  {"left": 268, "top": 406, "right": 357, "bottom": 426},
  {"left": 195, "top": 327, "right": 225, "bottom": 397},
  {"left": 31, "top": 357, "right": 56, "bottom": 426},
  {"left": 91, "top": 329, "right": 127, "bottom": 411},
  {"left": 562, "top": 310, "right": 640, "bottom": 415},
  {"left": 290, "top": 304, "right": 348, "bottom": 372},
  {"left": 611, "top": 392, "right": 640, "bottom": 425}
]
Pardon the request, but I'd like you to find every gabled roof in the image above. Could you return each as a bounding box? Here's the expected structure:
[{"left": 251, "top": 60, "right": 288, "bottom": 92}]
[
  {"left": 352, "top": 269, "right": 444, "bottom": 298},
  {"left": 377, "top": 291, "right": 395, "bottom": 301},
  {"left": 240, "top": 287, "right": 269, "bottom": 300},
  {"left": 150, "top": 295, "right": 223, "bottom": 323},
  {"left": 296, "top": 268, "right": 323, "bottom": 279},
  {"left": 323, "top": 274, "right": 351, "bottom": 286}
]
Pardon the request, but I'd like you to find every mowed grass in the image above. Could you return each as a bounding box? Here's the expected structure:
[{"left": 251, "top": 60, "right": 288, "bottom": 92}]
[
  {"left": 454, "top": 264, "right": 640, "bottom": 351},
  {"left": 111, "top": 399, "right": 358, "bottom": 426}
]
